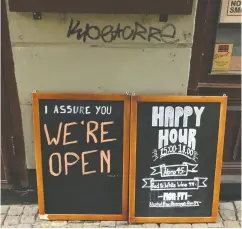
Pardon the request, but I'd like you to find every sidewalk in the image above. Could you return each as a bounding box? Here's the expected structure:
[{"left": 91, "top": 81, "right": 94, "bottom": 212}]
[{"left": 1, "top": 201, "right": 241, "bottom": 228}]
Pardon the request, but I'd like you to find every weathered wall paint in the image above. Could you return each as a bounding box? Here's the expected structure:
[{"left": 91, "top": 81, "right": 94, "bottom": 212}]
[{"left": 6, "top": 0, "right": 198, "bottom": 168}]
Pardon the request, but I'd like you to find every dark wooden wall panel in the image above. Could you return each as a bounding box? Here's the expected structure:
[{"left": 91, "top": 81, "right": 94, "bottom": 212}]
[
  {"left": 187, "top": 0, "right": 241, "bottom": 177},
  {"left": 2, "top": 0, "right": 28, "bottom": 187},
  {"left": 9, "top": 0, "right": 193, "bottom": 14},
  {"left": 223, "top": 110, "right": 241, "bottom": 162}
]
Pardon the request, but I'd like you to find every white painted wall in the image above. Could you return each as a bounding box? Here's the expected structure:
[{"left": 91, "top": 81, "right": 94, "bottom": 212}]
[{"left": 6, "top": 0, "right": 198, "bottom": 169}]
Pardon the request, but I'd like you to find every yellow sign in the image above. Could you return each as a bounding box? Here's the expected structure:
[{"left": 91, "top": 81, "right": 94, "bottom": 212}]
[{"left": 212, "top": 44, "right": 233, "bottom": 71}]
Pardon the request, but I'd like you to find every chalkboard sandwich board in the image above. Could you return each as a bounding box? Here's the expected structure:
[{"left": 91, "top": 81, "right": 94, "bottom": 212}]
[
  {"left": 129, "top": 95, "right": 227, "bottom": 223},
  {"left": 33, "top": 93, "right": 130, "bottom": 220}
]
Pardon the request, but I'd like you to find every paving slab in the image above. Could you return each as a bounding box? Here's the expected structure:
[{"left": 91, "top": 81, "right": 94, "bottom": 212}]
[
  {"left": 20, "top": 215, "right": 36, "bottom": 224},
  {"left": 234, "top": 201, "right": 241, "bottom": 221},
  {"left": 68, "top": 220, "right": 83, "bottom": 223},
  {"left": 217, "top": 213, "right": 223, "bottom": 222},
  {"left": 236, "top": 211, "right": 241, "bottom": 221},
  {"left": 160, "top": 224, "right": 173, "bottom": 228},
  {"left": 127, "top": 225, "right": 142, "bottom": 228},
  {"left": 84, "top": 220, "right": 100, "bottom": 223},
  {"left": 100, "top": 221, "right": 116, "bottom": 227},
  {"left": 8, "top": 205, "right": 24, "bottom": 216},
  {"left": 220, "top": 202, "right": 235, "bottom": 211},
  {"left": 1, "top": 214, "right": 7, "bottom": 226},
  {"left": 1, "top": 206, "right": 9, "bottom": 215},
  {"left": 66, "top": 223, "right": 84, "bottom": 228},
  {"left": 16, "top": 224, "right": 33, "bottom": 228},
  {"left": 33, "top": 222, "right": 53, "bottom": 228},
  {"left": 84, "top": 222, "right": 100, "bottom": 226},
  {"left": 23, "top": 205, "right": 39, "bottom": 216},
  {"left": 85, "top": 226, "right": 100, "bottom": 228},
  {"left": 117, "top": 221, "right": 129, "bottom": 225},
  {"left": 142, "top": 223, "right": 159, "bottom": 228},
  {"left": 51, "top": 220, "right": 68, "bottom": 227},
  {"left": 224, "top": 220, "right": 241, "bottom": 228},
  {"left": 3, "top": 215, "right": 21, "bottom": 226},
  {"left": 172, "top": 224, "right": 192, "bottom": 228},
  {"left": 207, "top": 222, "right": 224, "bottom": 228},
  {"left": 192, "top": 223, "right": 208, "bottom": 228},
  {"left": 220, "top": 209, "right": 237, "bottom": 221},
  {"left": 234, "top": 201, "right": 241, "bottom": 211}
]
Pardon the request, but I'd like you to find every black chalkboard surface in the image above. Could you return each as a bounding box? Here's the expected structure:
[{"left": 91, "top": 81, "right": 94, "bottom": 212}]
[
  {"left": 129, "top": 95, "right": 227, "bottom": 223},
  {"left": 33, "top": 93, "right": 130, "bottom": 220}
]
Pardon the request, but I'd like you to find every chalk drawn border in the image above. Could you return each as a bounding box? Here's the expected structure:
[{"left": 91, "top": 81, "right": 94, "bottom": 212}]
[
  {"left": 129, "top": 95, "right": 227, "bottom": 223},
  {"left": 33, "top": 92, "right": 130, "bottom": 220}
]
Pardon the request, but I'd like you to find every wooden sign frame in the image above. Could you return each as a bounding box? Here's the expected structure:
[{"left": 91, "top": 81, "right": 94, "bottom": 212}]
[
  {"left": 33, "top": 92, "right": 130, "bottom": 220},
  {"left": 129, "top": 95, "right": 227, "bottom": 223}
]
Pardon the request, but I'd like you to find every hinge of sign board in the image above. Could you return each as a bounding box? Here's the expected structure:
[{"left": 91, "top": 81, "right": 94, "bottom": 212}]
[
  {"left": 125, "top": 92, "right": 135, "bottom": 96},
  {"left": 39, "top": 214, "right": 49, "bottom": 220}
]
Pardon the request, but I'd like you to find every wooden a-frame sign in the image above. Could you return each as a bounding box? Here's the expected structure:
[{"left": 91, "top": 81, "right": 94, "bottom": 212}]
[
  {"left": 33, "top": 93, "right": 227, "bottom": 222},
  {"left": 129, "top": 95, "right": 227, "bottom": 223},
  {"left": 33, "top": 93, "right": 130, "bottom": 220}
]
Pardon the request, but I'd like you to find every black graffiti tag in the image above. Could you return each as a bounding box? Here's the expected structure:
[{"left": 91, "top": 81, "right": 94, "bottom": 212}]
[{"left": 66, "top": 18, "right": 179, "bottom": 43}]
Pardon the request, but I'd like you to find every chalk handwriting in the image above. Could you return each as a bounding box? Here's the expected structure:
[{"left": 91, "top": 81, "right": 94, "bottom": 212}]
[
  {"left": 158, "top": 192, "right": 192, "bottom": 201},
  {"left": 49, "top": 105, "right": 113, "bottom": 115},
  {"left": 149, "top": 200, "right": 202, "bottom": 208},
  {"left": 152, "top": 149, "right": 159, "bottom": 162},
  {"left": 49, "top": 149, "right": 111, "bottom": 176},
  {"left": 44, "top": 118, "right": 116, "bottom": 176},
  {"left": 95, "top": 106, "right": 112, "bottom": 115},
  {"left": 142, "top": 177, "right": 208, "bottom": 191},
  {"left": 152, "top": 106, "right": 205, "bottom": 128},
  {"left": 158, "top": 129, "right": 197, "bottom": 150},
  {"left": 151, "top": 144, "right": 198, "bottom": 162},
  {"left": 150, "top": 162, "right": 198, "bottom": 177},
  {"left": 44, "top": 121, "right": 117, "bottom": 145},
  {"left": 67, "top": 18, "right": 179, "bottom": 43},
  {"left": 152, "top": 106, "right": 205, "bottom": 150},
  {"left": 160, "top": 144, "right": 198, "bottom": 162}
]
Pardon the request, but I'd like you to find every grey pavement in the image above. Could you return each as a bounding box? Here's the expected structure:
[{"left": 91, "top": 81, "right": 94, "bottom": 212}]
[{"left": 1, "top": 201, "right": 241, "bottom": 228}]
